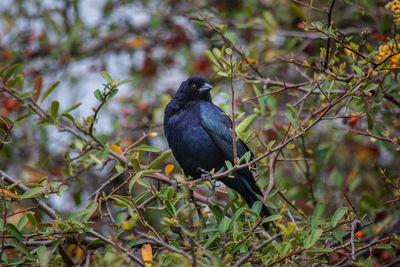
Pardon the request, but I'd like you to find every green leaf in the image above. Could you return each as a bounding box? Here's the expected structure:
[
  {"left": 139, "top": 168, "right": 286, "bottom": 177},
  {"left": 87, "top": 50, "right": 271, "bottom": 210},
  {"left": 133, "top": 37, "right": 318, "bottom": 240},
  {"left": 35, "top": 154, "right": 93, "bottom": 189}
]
[
  {"left": 333, "top": 229, "right": 343, "bottom": 243},
  {"left": 204, "top": 50, "right": 221, "bottom": 68},
  {"left": 63, "top": 102, "right": 82, "bottom": 114},
  {"left": 109, "top": 195, "right": 134, "bottom": 208},
  {"left": 306, "top": 229, "right": 323, "bottom": 248},
  {"left": 41, "top": 81, "right": 60, "bottom": 104},
  {"left": 106, "top": 88, "right": 119, "bottom": 101},
  {"left": 375, "top": 244, "right": 392, "bottom": 249},
  {"left": 37, "top": 246, "right": 51, "bottom": 267},
  {"left": 236, "top": 114, "right": 257, "bottom": 136},
  {"left": 0, "top": 64, "right": 9, "bottom": 77},
  {"left": 118, "top": 77, "right": 134, "bottom": 86},
  {"left": 17, "top": 214, "right": 29, "bottom": 231},
  {"left": 82, "top": 202, "right": 98, "bottom": 221},
  {"left": 100, "top": 71, "right": 113, "bottom": 84},
  {"left": 227, "top": 31, "right": 236, "bottom": 44},
  {"left": 21, "top": 187, "right": 43, "bottom": 199},
  {"left": 331, "top": 207, "right": 347, "bottom": 227},
  {"left": 262, "top": 214, "right": 282, "bottom": 224},
  {"left": 94, "top": 89, "right": 103, "bottom": 102},
  {"left": 1, "top": 252, "right": 7, "bottom": 263},
  {"left": 61, "top": 113, "right": 75, "bottom": 123},
  {"left": 243, "top": 151, "right": 251, "bottom": 163},
  {"left": 304, "top": 248, "right": 333, "bottom": 255},
  {"left": 147, "top": 150, "right": 171, "bottom": 169},
  {"left": 352, "top": 64, "right": 363, "bottom": 75},
  {"left": 285, "top": 112, "right": 298, "bottom": 130},
  {"left": 165, "top": 200, "right": 177, "bottom": 216},
  {"left": 26, "top": 212, "right": 37, "bottom": 229},
  {"left": 251, "top": 200, "right": 262, "bottom": 216},
  {"left": 219, "top": 217, "right": 230, "bottom": 234},
  {"left": 6, "top": 223, "right": 24, "bottom": 240},
  {"left": 286, "top": 103, "right": 299, "bottom": 120},
  {"left": 130, "top": 157, "right": 141, "bottom": 172},
  {"left": 67, "top": 209, "right": 90, "bottom": 221},
  {"left": 313, "top": 202, "right": 325, "bottom": 219},
  {"left": 129, "top": 171, "right": 143, "bottom": 191},
  {"left": 210, "top": 205, "right": 223, "bottom": 221},
  {"left": 137, "top": 179, "right": 150, "bottom": 188},
  {"left": 4, "top": 64, "right": 20, "bottom": 82},
  {"left": 133, "top": 145, "right": 162, "bottom": 153},
  {"left": 231, "top": 239, "right": 247, "bottom": 254},
  {"left": 99, "top": 144, "right": 110, "bottom": 159},
  {"left": 15, "top": 112, "right": 33, "bottom": 122},
  {"left": 204, "top": 232, "right": 219, "bottom": 249},
  {"left": 89, "top": 154, "right": 103, "bottom": 166},
  {"left": 58, "top": 244, "right": 75, "bottom": 266},
  {"left": 229, "top": 208, "right": 243, "bottom": 229},
  {"left": 50, "top": 100, "right": 59, "bottom": 121}
]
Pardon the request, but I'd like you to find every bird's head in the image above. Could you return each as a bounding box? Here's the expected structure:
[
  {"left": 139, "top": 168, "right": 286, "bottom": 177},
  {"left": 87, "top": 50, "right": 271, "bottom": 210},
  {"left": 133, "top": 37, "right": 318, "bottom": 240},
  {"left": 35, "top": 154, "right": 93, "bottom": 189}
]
[{"left": 174, "top": 76, "right": 213, "bottom": 102}]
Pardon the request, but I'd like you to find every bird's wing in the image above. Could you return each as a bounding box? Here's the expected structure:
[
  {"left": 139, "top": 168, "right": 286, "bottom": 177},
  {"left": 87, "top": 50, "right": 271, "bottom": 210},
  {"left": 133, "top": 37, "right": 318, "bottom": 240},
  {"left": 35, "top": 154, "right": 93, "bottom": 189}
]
[
  {"left": 200, "top": 103, "right": 262, "bottom": 196},
  {"left": 164, "top": 100, "right": 181, "bottom": 145},
  {"left": 200, "top": 103, "right": 250, "bottom": 162}
]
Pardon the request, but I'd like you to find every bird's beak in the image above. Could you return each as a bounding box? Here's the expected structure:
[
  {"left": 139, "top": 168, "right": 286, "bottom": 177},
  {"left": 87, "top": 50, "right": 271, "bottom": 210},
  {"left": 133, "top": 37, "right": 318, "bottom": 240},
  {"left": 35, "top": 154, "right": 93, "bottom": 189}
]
[{"left": 199, "top": 83, "right": 213, "bottom": 92}]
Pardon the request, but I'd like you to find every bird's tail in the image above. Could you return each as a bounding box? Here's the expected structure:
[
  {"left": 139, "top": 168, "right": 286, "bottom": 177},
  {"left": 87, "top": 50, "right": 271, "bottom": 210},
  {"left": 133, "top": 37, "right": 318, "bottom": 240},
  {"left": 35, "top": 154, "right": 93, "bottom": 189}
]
[
  {"left": 241, "top": 188, "right": 272, "bottom": 230},
  {"left": 222, "top": 175, "right": 272, "bottom": 230}
]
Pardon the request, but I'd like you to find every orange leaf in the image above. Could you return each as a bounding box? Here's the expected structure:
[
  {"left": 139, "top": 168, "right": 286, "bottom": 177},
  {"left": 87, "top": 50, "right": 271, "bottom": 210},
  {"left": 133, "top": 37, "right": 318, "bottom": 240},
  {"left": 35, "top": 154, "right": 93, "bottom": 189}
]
[
  {"left": 142, "top": 244, "right": 152, "bottom": 267},
  {"left": 0, "top": 189, "right": 18, "bottom": 199},
  {"left": 165, "top": 164, "right": 174, "bottom": 176},
  {"left": 32, "top": 75, "right": 43, "bottom": 102},
  {"left": 110, "top": 145, "right": 123, "bottom": 154},
  {"left": 126, "top": 37, "right": 146, "bottom": 49},
  {"left": 345, "top": 167, "right": 359, "bottom": 183}
]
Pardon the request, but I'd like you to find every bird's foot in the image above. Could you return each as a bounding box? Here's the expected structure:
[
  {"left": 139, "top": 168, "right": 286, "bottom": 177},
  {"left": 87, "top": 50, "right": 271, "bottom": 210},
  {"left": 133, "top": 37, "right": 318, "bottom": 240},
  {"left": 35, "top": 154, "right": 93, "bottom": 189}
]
[{"left": 197, "top": 167, "right": 220, "bottom": 192}]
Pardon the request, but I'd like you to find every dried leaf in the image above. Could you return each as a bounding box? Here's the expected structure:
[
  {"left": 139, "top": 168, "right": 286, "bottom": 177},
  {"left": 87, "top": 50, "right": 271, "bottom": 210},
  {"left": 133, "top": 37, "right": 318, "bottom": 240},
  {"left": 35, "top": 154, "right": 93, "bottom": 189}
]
[
  {"left": 142, "top": 244, "right": 152, "bottom": 267},
  {"left": 32, "top": 75, "right": 42, "bottom": 102},
  {"left": 165, "top": 164, "right": 174, "bottom": 176},
  {"left": 0, "top": 189, "right": 18, "bottom": 199}
]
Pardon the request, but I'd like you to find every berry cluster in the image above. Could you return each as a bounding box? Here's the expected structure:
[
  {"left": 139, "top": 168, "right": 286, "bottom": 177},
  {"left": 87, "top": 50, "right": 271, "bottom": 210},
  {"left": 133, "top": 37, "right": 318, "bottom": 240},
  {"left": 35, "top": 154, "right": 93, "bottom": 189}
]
[
  {"left": 385, "top": 0, "right": 400, "bottom": 23},
  {"left": 376, "top": 42, "right": 400, "bottom": 68}
]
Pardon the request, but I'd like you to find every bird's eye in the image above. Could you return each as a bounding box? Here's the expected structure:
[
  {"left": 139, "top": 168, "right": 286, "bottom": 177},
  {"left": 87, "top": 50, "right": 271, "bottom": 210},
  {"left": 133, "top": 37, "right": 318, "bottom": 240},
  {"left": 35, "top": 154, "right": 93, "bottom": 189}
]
[{"left": 190, "top": 84, "right": 197, "bottom": 89}]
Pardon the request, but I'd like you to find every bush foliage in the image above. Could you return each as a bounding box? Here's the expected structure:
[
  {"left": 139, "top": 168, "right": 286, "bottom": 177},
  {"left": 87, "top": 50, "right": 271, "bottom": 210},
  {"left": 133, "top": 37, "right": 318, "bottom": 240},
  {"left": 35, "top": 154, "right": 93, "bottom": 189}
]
[{"left": 0, "top": 0, "right": 399, "bottom": 266}]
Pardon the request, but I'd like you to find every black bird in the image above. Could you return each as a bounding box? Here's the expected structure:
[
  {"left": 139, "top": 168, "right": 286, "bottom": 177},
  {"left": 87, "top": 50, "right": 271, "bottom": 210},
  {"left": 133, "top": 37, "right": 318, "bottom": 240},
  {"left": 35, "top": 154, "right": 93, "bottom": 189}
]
[{"left": 164, "top": 76, "right": 271, "bottom": 230}]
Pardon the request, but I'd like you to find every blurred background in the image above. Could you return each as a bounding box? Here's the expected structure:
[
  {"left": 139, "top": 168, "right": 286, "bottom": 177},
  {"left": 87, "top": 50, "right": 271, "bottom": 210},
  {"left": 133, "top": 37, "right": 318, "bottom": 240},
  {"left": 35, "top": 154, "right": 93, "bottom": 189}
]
[{"left": 0, "top": 0, "right": 399, "bottom": 265}]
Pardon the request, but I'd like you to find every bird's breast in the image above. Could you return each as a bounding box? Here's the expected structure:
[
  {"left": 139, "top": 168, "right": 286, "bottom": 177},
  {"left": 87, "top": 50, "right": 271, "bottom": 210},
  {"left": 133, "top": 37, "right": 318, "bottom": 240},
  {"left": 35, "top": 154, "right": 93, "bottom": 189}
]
[{"left": 166, "top": 109, "right": 225, "bottom": 178}]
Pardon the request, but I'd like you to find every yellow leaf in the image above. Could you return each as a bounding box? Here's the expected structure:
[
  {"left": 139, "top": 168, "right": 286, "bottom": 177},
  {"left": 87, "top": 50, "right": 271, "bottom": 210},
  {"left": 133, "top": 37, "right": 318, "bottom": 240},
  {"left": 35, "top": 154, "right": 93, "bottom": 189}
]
[
  {"left": 344, "top": 48, "right": 356, "bottom": 61},
  {"left": 110, "top": 145, "right": 123, "bottom": 154},
  {"left": 346, "top": 167, "right": 359, "bottom": 184},
  {"left": 122, "top": 220, "right": 134, "bottom": 230},
  {"left": 149, "top": 132, "right": 158, "bottom": 137},
  {"left": 126, "top": 37, "right": 146, "bottom": 49},
  {"left": 375, "top": 225, "right": 384, "bottom": 235},
  {"left": 0, "top": 189, "right": 18, "bottom": 199},
  {"left": 165, "top": 164, "right": 174, "bottom": 176},
  {"left": 142, "top": 244, "right": 152, "bottom": 267}
]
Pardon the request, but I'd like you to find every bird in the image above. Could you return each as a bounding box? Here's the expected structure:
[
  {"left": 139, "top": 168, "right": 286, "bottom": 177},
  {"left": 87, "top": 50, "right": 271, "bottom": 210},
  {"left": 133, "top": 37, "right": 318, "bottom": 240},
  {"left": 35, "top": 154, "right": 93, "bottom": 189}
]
[{"left": 164, "top": 76, "right": 271, "bottom": 230}]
